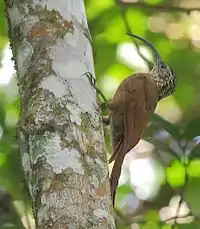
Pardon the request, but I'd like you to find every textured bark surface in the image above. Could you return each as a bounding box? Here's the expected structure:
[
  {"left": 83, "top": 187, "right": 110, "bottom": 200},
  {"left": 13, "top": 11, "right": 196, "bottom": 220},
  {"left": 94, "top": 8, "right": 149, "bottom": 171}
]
[{"left": 5, "top": 0, "right": 114, "bottom": 228}]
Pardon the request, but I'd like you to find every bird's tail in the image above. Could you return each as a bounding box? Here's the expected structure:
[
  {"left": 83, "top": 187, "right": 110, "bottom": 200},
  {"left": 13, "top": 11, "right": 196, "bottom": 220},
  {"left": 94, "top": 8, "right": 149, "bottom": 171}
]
[
  {"left": 110, "top": 138, "right": 125, "bottom": 206},
  {"left": 109, "top": 137, "right": 123, "bottom": 163}
]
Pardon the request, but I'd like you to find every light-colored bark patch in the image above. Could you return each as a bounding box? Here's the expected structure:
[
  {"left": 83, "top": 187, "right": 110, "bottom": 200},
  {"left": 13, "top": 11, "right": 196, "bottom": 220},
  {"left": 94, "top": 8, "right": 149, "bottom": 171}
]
[
  {"left": 16, "top": 41, "right": 33, "bottom": 77},
  {"left": 22, "top": 152, "right": 31, "bottom": 173},
  {"left": 9, "top": 5, "right": 21, "bottom": 26},
  {"left": 29, "top": 132, "right": 84, "bottom": 174},
  {"left": 40, "top": 75, "right": 68, "bottom": 98},
  {"left": 94, "top": 209, "right": 115, "bottom": 228}
]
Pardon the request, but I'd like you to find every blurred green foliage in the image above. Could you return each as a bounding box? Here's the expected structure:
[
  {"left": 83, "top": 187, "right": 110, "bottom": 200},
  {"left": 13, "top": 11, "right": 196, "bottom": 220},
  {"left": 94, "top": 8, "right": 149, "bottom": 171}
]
[{"left": 1, "top": 0, "right": 200, "bottom": 228}]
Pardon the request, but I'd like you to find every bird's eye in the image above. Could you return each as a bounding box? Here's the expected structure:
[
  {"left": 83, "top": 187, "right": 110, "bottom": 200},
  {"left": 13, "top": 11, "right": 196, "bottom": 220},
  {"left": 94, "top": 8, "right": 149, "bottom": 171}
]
[{"left": 159, "top": 62, "right": 166, "bottom": 69}]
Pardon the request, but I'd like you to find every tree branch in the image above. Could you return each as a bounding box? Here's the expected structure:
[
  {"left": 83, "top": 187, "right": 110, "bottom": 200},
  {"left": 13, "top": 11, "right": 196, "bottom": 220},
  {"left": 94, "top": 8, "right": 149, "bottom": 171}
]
[
  {"left": 118, "top": 0, "right": 200, "bottom": 14},
  {"left": 115, "top": 0, "right": 153, "bottom": 69},
  {"left": 119, "top": 6, "right": 153, "bottom": 68}
]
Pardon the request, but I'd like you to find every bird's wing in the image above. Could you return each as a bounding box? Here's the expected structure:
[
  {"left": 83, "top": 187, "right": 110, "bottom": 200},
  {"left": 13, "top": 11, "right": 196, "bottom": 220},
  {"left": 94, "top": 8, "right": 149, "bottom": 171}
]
[
  {"left": 110, "top": 75, "right": 158, "bottom": 205},
  {"left": 108, "top": 76, "right": 138, "bottom": 163},
  {"left": 123, "top": 75, "right": 158, "bottom": 152}
]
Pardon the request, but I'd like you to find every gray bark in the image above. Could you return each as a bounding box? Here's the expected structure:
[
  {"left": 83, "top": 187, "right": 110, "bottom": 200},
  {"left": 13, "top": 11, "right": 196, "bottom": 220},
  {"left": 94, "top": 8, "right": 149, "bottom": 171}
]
[{"left": 4, "top": 0, "right": 115, "bottom": 228}]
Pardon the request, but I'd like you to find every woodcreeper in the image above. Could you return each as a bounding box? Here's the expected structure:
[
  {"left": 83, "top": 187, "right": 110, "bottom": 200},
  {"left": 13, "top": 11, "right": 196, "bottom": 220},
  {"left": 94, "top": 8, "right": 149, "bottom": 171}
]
[{"left": 86, "top": 33, "right": 176, "bottom": 206}]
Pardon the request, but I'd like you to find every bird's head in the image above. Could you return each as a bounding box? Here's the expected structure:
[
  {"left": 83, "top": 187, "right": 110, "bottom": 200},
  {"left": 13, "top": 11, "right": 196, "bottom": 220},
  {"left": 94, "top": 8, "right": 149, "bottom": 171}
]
[
  {"left": 151, "top": 60, "right": 176, "bottom": 100},
  {"left": 127, "top": 32, "right": 177, "bottom": 100}
]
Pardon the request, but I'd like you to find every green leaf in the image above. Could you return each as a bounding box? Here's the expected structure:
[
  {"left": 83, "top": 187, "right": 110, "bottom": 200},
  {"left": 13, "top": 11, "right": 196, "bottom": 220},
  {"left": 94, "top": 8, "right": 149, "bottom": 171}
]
[
  {"left": 184, "top": 177, "right": 200, "bottom": 217},
  {"left": 104, "top": 16, "right": 126, "bottom": 43},
  {"left": 161, "top": 224, "right": 171, "bottom": 229},
  {"left": 86, "top": 0, "right": 114, "bottom": 20},
  {"left": 145, "top": 210, "right": 160, "bottom": 222},
  {"left": 183, "top": 117, "right": 200, "bottom": 141},
  {"left": 187, "top": 159, "right": 200, "bottom": 177},
  {"left": 0, "top": 152, "right": 7, "bottom": 166},
  {"left": 144, "top": 0, "right": 163, "bottom": 4},
  {"left": 188, "top": 145, "right": 200, "bottom": 159},
  {"left": 94, "top": 39, "right": 117, "bottom": 77},
  {"left": 115, "top": 184, "right": 133, "bottom": 207},
  {"left": 89, "top": 5, "right": 120, "bottom": 36},
  {"left": 166, "top": 160, "right": 186, "bottom": 188},
  {"left": 177, "top": 222, "right": 200, "bottom": 229},
  {"left": 0, "top": 100, "right": 6, "bottom": 128},
  {"left": 126, "top": 9, "right": 148, "bottom": 35},
  {"left": 0, "top": 1, "right": 7, "bottom": 37},
  {"left": 150, "top": 114, "right": 181, "bottom": 140},
  {"left": 141, "top": 222, "right": 159, "bottom": 229}
]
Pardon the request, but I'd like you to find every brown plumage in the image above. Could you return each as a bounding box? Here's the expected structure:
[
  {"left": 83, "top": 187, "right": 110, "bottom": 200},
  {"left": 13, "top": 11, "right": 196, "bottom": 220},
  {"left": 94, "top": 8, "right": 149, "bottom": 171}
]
[{"left": 109, "top": 33, "right": 177, "bottom": 205}]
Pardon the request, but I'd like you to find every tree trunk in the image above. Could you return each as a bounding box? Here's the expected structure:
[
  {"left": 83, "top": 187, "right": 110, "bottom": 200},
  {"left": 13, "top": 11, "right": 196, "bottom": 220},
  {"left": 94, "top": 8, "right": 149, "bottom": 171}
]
[{"left": 4, "top": 0, "right": 115, "bottom": 228}]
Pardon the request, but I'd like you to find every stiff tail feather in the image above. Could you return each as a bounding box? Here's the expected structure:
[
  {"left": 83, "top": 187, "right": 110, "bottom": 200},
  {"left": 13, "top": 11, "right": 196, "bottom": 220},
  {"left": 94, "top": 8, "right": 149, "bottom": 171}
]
[
  {"left": 110, "top": 138, "right": 125, "bottom": 206},
  {"left": 109, "top": 137, "right": 123, "bottom": 164}
]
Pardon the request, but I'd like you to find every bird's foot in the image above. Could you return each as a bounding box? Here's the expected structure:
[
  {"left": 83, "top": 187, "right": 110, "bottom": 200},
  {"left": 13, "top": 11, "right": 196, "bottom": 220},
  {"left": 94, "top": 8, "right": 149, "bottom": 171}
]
[
  {"left": 82, "top": 72, "right": 108, "bottom": 104},
  {"left": 83, "top": 71, "right": 96, "bottom": 87}
]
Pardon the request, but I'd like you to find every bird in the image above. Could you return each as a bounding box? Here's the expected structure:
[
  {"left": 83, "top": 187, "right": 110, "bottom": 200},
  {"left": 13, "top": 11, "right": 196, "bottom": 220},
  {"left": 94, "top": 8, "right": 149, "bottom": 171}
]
[{"left": 108, "top": 33, "right": 177, "bottom": 206}]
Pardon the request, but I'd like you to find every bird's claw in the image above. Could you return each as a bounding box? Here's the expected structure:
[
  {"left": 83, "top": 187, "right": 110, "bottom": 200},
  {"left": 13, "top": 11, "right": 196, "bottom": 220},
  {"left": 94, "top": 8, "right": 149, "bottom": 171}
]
[
  {"left": 83, "top": 71, "right": 108, "bottom": 104},
  {"left": 83, "top": 72, "right": 96, "bottom": 86}
]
